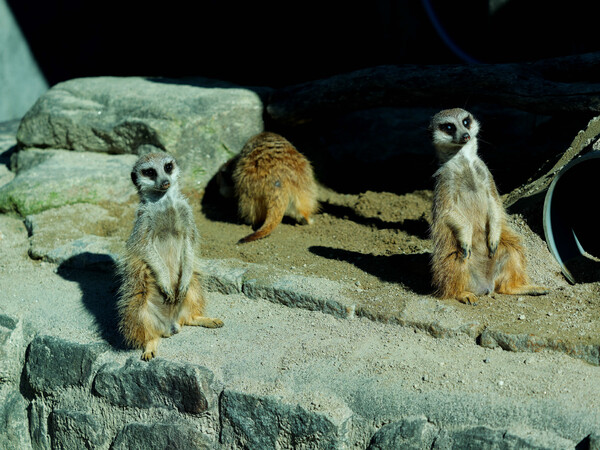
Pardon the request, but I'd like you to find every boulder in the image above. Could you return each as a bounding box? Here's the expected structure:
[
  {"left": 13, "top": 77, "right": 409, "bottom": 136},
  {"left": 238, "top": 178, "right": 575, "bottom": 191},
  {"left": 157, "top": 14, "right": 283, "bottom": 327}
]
[
  {"left": 25, "top": 202, "right": 131, "bottom": 270},
  {"left": 220, "top": 388, "right": 354, "bottom": 448},
  {"left": 0, "top": 386, "right": 32, "bottom": 449},
  {"left": 25, "top": 335, "right": 107, "bottom": 395},
  {"left": 93, "top": 357, "right": 219, "bottom": 415},
  {"left": 111, "top": 422, "right": 214, "bottom": 450},
  {"left": 0, "top": 148, "right": 137, "bottom": 216},
  {"left": 16, "top": 76, "right": 264, "bottom": 187}
]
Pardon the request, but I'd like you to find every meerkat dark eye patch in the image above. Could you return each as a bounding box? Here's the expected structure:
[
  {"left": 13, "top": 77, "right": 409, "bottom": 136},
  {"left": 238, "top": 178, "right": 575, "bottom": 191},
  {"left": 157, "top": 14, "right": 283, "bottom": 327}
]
[
  {"left": 439, "top": 123, "right": 456, "bottom": 135},
  {"left": 164, "top": 162, "right": 173, "bottom": 174},
  {"left": 141, "top": 168, "right": 157, "bottom": 178},
  {"left": 462, "top": 117, "right": 471, "bottom": 128}
]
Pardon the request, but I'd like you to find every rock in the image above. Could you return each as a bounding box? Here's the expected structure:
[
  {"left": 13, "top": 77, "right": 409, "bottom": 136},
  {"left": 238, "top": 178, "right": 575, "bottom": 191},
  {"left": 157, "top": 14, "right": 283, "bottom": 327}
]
[
  {"left": 29, "top": 399, "right": 51, "bottom": 450},
  {"left": 0, "top": 314, "right": 30, "bottom": 384},
  {"left": 0, "top": 120, "right": 18, "bottom": 188},
  {"left": 49, "top": 409, "right": 111, "bottom": 449},
  {"left": 242, "top": 270, "right": 354, "bottom": 319},
  {"left": 112, "top": 422, "right": 214, "bottom": 450},
  {"left": 0, "top": 386, "right": 32, "bottom": 449},
  {"left": 0, "top": 388, "right": 30, "bottom": 445},
  {"left": 25, "top": 202, "right": 130, "bottom": 270},
  {"left": 220, "top": 388, "right": 354, "bottom": 448},
  {"left": 93, "top": 357, "right": 218, "bottom": 415},
  {"left": 196, "top": 258, "right": 247, "bottom": 295},
  {"left": 0, "top": 148, "right": 138, "bottom": 215},
  {"left": 479, "top": 328, "right": 600, "bottom": 366},
  {"left": 0, "top": 0, "right": 48, "bottom": 122},
  {"left": 16, "top": 76, "right": 264, "bottom": 187},
  {"left": 368, "top": 416, "right": 438, "bottom": 449},
  {"left": 25, "top": 335, "right": 107, "bottom": 395},
  {"left": 436, "top": 425, "right": 575, "bottom": 449}
]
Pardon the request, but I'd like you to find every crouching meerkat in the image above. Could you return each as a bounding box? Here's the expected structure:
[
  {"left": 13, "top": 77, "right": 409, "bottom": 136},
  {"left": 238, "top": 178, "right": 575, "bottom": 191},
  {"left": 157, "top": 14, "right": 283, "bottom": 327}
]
[
  {"left": 117, "top": 152, "right": 223, "bottom": 360},
  {"left": 232, "top": 132, "right": 319, "bottom": 243},
  {"left": 429, "top": 108, "right": 548, "bottom": 305}
]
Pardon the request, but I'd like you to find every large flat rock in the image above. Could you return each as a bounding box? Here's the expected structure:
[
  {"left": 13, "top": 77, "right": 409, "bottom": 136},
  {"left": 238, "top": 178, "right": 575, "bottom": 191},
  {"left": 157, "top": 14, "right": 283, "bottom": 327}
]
[{"left": 0, "top": 148, "right": 137, "bottom": 216}]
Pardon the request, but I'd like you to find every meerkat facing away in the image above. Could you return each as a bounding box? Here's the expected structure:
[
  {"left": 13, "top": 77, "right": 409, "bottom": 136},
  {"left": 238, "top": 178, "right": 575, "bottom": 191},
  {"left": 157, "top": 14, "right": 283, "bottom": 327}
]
[
  {"left": 232, "top": 132, "right": 318, "bottom": 243},
  {"left": 117, "top": 152, "right": 223, "bottom": 360},
  {"left": 429, "top": 108, "right": 548, "bottom": 305}
]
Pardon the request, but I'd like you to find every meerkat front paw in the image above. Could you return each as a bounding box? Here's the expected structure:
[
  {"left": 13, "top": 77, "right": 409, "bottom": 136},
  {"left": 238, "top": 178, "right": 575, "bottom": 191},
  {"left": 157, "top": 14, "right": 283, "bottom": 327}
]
[
  {"left": 160, "top": 285, "right": 176, "bottom": 304},
  {"left": 488, "top": 234, "right": 500, "bottom": 257},
  {"left": 176, "top": 283, "right": 189, "bottom": 303},
  {"left": 488, "top": 240, "right": 499, "bottom": 257},
  {"left": 459, "top": 242, "right": 472, "bottom": 260}
]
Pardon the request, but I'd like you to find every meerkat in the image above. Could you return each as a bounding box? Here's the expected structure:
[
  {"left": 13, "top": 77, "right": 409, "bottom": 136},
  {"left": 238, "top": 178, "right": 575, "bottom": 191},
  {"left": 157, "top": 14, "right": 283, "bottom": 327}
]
[
  {"left": 429, "top": 108, "right": 548, "bottom": 305},
  {"left": 232, "top": 132, "right": 319, "bottom": 243},
  {"left": 117, "top": 152, "right": 223, "bottom": 360}
]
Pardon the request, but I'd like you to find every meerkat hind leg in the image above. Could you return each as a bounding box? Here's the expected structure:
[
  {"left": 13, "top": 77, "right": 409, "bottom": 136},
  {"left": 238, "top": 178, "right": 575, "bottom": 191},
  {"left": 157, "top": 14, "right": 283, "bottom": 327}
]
[{"left": 496, "top": 283, "right": 549, "bottom": 296}]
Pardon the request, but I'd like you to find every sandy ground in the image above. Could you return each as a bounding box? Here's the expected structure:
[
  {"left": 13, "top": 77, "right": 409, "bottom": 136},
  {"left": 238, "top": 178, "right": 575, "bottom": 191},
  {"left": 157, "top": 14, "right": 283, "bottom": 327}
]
[{"left": 189, "top": 178, "right": 599, "bottom": 351}]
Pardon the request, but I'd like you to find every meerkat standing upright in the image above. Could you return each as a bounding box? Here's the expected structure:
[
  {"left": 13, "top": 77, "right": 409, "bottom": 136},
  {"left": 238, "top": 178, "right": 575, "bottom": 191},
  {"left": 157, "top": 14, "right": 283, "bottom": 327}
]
[
  {"left": 232, "top": 132, "right": 319, "bottom": 243},
  {"left": 429, "top": 108, "right": 548, "bottom": 305},
  {"left": 117, "top": 152, "right": 223, "bottom": 360}
]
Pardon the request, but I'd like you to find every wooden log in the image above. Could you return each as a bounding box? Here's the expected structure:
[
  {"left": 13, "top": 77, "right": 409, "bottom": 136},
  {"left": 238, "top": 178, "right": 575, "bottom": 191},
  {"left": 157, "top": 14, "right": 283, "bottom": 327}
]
[{"left": 267, "top": 52, "right": 600, "bottom": 125}]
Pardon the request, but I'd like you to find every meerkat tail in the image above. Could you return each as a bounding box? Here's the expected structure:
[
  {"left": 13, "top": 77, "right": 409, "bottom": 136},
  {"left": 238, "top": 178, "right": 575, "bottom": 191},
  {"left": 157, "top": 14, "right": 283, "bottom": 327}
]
[
  {"left": 177, "top": 272, "right": 225, "bottom": 328},
  {"left": 493, "top": 227, "right": 548, "bottom": 296},
  {"left": 238, "top": 199, "right": 286, "bottom": 243}
]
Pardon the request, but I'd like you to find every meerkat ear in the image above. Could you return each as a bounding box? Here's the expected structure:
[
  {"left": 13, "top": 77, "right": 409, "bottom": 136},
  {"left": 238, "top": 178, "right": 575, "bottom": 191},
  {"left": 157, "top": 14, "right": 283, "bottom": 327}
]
[{"left": 131, "top": 171, "right": 138, "bottom": 187}]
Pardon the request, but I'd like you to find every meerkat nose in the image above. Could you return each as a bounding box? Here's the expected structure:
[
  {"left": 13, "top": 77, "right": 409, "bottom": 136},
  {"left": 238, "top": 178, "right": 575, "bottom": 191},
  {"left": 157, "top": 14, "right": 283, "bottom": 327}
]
[
  {"left": 160, "top": 180, "right": 171, "bottom": 190},
  {"left": 461, "top": 133, "right": 471, "bottom": 143}
]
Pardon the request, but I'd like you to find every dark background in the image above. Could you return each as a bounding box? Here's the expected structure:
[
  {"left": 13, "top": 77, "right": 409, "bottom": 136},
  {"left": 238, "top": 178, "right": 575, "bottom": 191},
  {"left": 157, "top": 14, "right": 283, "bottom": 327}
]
[
  {"left": 7, "top": 0, "right": 600, "bottom": 205},
  {"left": 8, "top": 0, "right": 600, "bottom": 88}
]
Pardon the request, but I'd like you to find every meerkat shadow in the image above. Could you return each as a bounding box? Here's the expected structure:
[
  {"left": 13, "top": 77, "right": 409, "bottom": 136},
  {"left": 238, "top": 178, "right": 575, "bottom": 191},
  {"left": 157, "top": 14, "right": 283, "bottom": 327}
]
[
  {"left": 308, "top": 246, "right": 432, "bottom": 295},
  {"left": 319, "top": 201, "right": 430, "bottom": 239},
  {"left": 56, "top": 253, "right": 128, "bottom": 351},
  {"left": 199, "top": 173, "right": 240, "bottom": 225}
]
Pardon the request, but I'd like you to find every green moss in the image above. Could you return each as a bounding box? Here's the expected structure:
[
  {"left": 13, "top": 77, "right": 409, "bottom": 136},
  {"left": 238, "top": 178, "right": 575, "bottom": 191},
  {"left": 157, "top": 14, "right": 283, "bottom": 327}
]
[{"left": 0, "top": 184, "right": 103, "bottom": 217}]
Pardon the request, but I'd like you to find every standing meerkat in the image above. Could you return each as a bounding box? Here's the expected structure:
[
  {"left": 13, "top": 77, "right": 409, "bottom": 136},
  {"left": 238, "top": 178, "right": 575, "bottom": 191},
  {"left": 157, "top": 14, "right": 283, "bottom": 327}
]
[
  {"left": 117, "top": 152, "right": 223, "bottom": 360},
  {"left": 232, "top": 132, "right": 318, "bottom": 243},
  {"left": 429, "top": 108, "right": 548, "bottom": 305}
]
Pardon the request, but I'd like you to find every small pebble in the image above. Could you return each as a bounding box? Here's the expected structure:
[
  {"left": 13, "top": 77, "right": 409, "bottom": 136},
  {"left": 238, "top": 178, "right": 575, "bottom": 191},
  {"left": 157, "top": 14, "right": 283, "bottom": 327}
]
[{"left": 518, "top": 314, "right": 526, "bottom": 320}]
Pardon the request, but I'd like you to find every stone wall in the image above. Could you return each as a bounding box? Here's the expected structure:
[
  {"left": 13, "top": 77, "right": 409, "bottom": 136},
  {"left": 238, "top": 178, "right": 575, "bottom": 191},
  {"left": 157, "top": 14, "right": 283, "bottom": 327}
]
[{"left": 2, "top": 313, "right": 597, "bottom": 449}]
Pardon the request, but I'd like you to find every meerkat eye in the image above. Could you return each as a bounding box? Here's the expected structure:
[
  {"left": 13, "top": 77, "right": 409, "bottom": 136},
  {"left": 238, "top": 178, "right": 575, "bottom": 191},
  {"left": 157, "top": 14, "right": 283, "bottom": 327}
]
[
  {"left": 463, "top": 117, "right": 471, "bottom": 128},
  {"left": 439, "top": 123, "right": 456, "bottom": 135},
  {"left": 141, "top": 168, "right": 157, "bottom": 178},
  {"left": 164, "top": 162, "right": 173, "bottom": 174}
]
